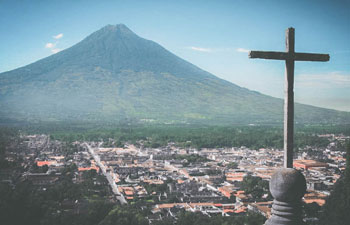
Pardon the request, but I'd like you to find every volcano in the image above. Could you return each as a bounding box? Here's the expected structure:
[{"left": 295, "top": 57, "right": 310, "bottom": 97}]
[{"left": 0, "top": 24, "right": 348, "bottom": 124}]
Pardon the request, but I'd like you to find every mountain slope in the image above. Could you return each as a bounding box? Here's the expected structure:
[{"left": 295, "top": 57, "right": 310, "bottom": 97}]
[{"left": 0, "top": 24, "right": 349, "bottom": 124}]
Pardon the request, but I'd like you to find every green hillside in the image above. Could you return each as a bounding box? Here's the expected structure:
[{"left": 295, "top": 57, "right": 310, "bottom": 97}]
[{"left": 0, "top": 24, "right": 349, "bottom": 124}]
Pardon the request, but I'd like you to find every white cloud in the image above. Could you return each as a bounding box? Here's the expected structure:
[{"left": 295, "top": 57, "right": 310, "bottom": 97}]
[
  {"left": 236, "top": 48, "right": 250, "bottom": 53},
  {"left": 45, "top": 42, "right": 55, "bottom": 48},
  {"left": 296, "top": 72, "right": 350, "bottom": 88},
  {"left": 186, "top": 46, "right": 242, "bottom": 53},
  {"left": 188, "top": 46, "right": 212, "bottom": 53},
  {"left": 53, "top": 33, "right": 63, "bottom": 39},
  {"left": 45, "top": 33, "right": 64, "bottom": 53},
  {"left": 51, "top": 48, "right": 61, "bottom": 54}
]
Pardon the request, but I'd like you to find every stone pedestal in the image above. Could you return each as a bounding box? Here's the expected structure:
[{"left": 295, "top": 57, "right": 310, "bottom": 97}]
[{"left": 265, "top": 168, "right": 306, "bottom": 225}]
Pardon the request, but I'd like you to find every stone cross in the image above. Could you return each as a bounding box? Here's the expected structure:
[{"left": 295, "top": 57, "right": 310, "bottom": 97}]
[
  {"left": 248, "top": 28, "right": 330, "bottom": 225},
  {"left": 249, "top": 27, "right": 329, "bottom": 168}
]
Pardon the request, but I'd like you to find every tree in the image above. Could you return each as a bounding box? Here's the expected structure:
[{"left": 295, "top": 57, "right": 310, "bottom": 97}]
[
  {"left": 154, "top": 211, "right": 266, "bottom": 225},
  {"left": 31, "top": 163, "right": 49, "bottom": 173},
  {"left": 98, "top": 206, "right": 148, "bottom": 225},
  {"left": 320, "top": 141, "right": 350, "bottom": 225},
  {"left": 241, "top": 175, "right": 271, "bottom": 201},
  {"left": 226, "top": 162, "right": 238, "bottom": 169}
]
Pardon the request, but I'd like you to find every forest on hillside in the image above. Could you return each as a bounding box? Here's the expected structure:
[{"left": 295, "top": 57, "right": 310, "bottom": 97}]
[{"left": 41, "top": 123, "right": 349, "bottom": 151}]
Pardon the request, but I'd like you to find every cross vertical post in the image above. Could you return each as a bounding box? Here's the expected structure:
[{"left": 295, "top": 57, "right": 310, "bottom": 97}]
[
  {"left": 284, "top": 28, "right": 294, "bottom": 168},
  {"left": 249, "top": 27, "right": 329, "bottom": 168}
]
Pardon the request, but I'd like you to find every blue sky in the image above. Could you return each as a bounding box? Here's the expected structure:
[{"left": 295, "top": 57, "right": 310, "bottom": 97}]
[{"left": 0, "top": 0, "right": 349, "bottom": 111}]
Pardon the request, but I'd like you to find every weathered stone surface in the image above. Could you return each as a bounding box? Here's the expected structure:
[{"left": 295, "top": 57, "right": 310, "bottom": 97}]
[{"left": 265, "top": 168, "right": 306, "bottom": 225}]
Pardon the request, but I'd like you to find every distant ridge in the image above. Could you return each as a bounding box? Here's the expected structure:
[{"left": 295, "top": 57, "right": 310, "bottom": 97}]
[{"left": 0, "top": 24, "right": 349, "bottom": 124}]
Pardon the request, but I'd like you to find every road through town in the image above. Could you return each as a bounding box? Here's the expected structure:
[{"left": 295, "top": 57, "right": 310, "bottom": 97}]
[{"left": 84, "top": 143, "right": 127, "bottom": 205}]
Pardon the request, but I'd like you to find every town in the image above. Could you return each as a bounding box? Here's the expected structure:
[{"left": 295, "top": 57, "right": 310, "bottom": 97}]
[{"left": 2, "top": 131, "right": 348, "bottom": 224}]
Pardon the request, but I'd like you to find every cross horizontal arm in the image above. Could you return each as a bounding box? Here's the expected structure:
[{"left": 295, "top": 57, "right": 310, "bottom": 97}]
[
  {"left": 249, "top": 51, "right": 330, "bottom": 62},
  {"left": 249, "top": 51, "right": 288, "bottom": 60},
  {"left": 294, "top": 52, "right": 330, "bottom": 61}
]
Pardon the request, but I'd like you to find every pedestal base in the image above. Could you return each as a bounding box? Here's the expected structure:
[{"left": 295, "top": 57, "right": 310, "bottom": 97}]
[
  {"left": 265, "top": 200, "right": 305, "bottom": 225},
  {"left": 265, "top": 168, "right": 307, "bottom": 225}
]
